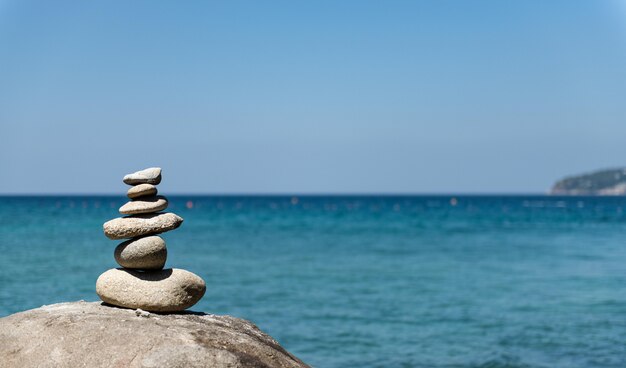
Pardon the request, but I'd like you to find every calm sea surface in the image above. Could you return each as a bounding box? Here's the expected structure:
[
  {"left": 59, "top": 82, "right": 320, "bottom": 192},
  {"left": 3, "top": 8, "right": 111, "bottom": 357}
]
[{"left": 1, "top": 195, "right": 626, "bottom": 367}]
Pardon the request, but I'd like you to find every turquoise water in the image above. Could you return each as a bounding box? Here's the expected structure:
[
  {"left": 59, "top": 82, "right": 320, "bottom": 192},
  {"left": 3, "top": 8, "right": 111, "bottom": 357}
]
[{"left": 1, "top": 195, "right": 626, "bottom": 367}]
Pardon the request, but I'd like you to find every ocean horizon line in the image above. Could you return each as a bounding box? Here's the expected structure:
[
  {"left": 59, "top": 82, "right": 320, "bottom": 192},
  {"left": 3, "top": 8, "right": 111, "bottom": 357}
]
[{"left": 0, "top": 192, "right": 588, "bottom": 197}]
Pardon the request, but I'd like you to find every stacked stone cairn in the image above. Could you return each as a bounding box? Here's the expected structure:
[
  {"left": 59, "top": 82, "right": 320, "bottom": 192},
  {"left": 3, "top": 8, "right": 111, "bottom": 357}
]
[{"left": 96, "top": 167, "right": 206, "bottom": 312}]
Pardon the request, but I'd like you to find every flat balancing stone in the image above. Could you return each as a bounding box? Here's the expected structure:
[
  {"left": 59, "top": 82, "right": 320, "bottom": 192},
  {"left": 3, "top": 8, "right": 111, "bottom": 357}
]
[
  {"left": 119, "top": 195, "right": 168, "bottom": 215},
  {"left": 127, "top": 183, "right": 157, "bottom": 199},
  {"left": 103, "top": 213, "right": 183, "bottom": 240}
]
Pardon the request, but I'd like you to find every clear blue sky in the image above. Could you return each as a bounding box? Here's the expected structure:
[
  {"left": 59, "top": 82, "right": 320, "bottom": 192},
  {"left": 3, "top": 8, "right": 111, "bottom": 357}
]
[{"left": 1, "top": 0, "right": 626, "bottom": 194}]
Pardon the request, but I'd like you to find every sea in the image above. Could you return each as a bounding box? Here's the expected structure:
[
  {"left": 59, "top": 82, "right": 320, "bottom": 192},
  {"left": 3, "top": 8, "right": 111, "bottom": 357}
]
[{"left": 1, "top": 195, "right": 625, "bottom": 368}]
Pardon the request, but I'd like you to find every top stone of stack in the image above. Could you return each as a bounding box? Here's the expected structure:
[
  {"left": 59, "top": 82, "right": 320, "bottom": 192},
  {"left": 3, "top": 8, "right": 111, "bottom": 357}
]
[{"left": 123, "top": 167, "right": 162, "bottom": 185}]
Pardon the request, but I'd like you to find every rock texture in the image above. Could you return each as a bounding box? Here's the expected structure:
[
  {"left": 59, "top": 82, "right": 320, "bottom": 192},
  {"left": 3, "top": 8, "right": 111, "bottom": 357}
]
[
  {"left": 115, "top": 236, "right": 167, "bottom": 269},
  {"left": 97, "top": 268, "right": 206, "bottom": 312},
  {"left": 123, "top": 167, "right": 162, "bottom": 185},
  {"left": 550, "top": 168, "right": 626, "bottom": 195},
  {"left": 103, "top": 213, "right": 183, "bottom": 240},
  {"left": 127, "top": 183, "right": 158, "bottom": 199},
  {"left": 0, "top": 301, "right": 309, "bottom": 368},
  {"left": 119, "top": 195, "right": 169, "bottom": 215}
]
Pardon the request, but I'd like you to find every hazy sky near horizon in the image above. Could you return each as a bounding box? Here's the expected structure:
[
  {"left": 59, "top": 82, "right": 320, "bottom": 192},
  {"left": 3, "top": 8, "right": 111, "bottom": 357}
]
[{"left": 2, "top": 0, "right": 626, "bottom": 194}]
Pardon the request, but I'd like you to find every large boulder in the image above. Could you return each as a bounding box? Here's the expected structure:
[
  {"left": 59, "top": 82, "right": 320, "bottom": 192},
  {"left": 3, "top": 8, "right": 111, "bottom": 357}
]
[{"left": 0, "top": 301, "right": 309, "bottom": 368}]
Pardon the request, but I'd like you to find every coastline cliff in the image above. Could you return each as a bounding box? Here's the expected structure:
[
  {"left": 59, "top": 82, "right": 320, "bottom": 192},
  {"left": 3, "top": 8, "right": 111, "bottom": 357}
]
[{"left": 550, "top": 168, "right": 626, "bottom": 195}]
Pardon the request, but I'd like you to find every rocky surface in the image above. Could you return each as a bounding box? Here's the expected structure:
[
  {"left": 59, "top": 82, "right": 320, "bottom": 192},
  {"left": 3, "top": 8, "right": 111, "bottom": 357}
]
[
  {"left": 551, "top": 168, "right": 626, "bottom": 195},
  {"left": 0, "top": 301, "right": 309, "bottom": 368},
  {"left": 127, "top": 183, "right": 158, "bottom": 199},
  {"left": 115, "top": 236, "right": 167, "bottom": 269},
  {"left": 97, "top": 268, "right": 206, "bottom": 312},
  {"left": 123, "top": 167, "right": 162, "bottom": 185},
  {"left": 119, "top": 195, "right": 169, "bottom": 215},
  {"left": 103, "top": 213, "right": 183, "bottom": 240}
]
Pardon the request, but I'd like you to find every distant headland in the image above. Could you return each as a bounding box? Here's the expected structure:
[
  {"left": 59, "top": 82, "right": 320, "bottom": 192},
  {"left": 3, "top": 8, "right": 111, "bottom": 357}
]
[{"left": 550, "top": 168, "right": 626, "bottom": 195}]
